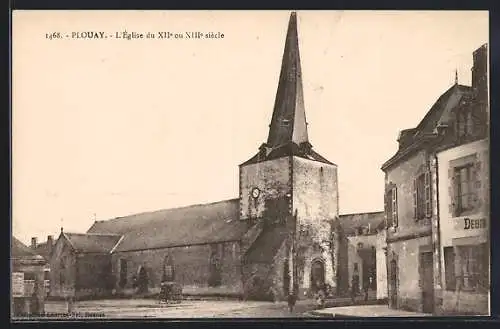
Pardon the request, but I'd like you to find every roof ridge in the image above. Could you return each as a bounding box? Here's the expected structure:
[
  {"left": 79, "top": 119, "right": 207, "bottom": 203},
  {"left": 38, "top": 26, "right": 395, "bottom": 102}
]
[
  {"left": 339, "top": 211, "right": 384, "bottom": 216},
  {"left": 100, "top": 198, "right": 240, "bottom": 223},
  {"left": 414, "top": 83, "right": 471, "bottom": 132},
  {"left": 65, "top": 232, "right": 122, "bottom": 236}
]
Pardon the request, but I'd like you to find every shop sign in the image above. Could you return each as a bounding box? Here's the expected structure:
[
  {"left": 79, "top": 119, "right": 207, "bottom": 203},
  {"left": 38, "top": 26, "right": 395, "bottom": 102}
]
[
  {"left": 12, "top": 272, "right": 24, "bottom": 297},
  {"left": 463, "top": 217, "right": 487, "bottom": 230}
]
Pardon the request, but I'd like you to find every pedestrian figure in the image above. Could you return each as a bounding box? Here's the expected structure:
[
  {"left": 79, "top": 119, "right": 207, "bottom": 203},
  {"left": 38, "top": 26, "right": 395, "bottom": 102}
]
[
  {"left": 31, "top": 282, "right": 40, "bottom": 315},
  {"left": 350, "top": 273, "right": 359, "bottom": 304},
  {"left": 364, "top": 279, "right": 369, "bottom": 301},
  {"left": 316, "top": 289, "right": 326, "bottom": 309},
  {"left": 287, "top": 292, "right": 297, "bottom": 313},
  {"left": 364, "top": 276, "right": 373, "bottom": 301}
]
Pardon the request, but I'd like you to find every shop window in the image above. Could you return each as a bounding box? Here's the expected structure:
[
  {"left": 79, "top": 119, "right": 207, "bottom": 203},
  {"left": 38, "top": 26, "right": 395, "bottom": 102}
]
[{"left": 452, "top": 243, "right": 489, "bottom": 293}]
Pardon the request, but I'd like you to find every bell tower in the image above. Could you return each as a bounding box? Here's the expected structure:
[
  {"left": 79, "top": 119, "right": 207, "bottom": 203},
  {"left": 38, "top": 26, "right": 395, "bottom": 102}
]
[{"left": 239, "top": 12, "right": 340, "bottom": 300}]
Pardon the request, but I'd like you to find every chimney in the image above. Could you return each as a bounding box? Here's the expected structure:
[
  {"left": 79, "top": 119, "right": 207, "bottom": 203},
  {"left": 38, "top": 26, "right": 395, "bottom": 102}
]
[
  {"left": 31, "top": 237, "right": 37, "bottom": 249},
  {"left": 47, "top": 235, "right": 54, "bottom": 255},
  {"left": 472, "top": 44, "right": 488, "bottom": 100}
]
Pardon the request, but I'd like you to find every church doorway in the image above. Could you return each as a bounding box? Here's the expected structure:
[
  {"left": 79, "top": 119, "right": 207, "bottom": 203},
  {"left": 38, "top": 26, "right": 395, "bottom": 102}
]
[
  {"left": 360, "top": 247, "right": 377, "bottom": 292},
  {"left": 310, "top": 259, "right": 325, "bottom": 292}
]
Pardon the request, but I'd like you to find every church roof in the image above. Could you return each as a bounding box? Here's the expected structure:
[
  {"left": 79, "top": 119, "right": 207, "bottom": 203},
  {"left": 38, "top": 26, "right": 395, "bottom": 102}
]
[
  {"left": 87, "top": 199, "right": 251, "bottom": 252},
  {"left": 267, "top": 12, "right": 308, "bottom": 148},
  {"left": 63, "top": 232, "right": 123, "bottom": 254},
  {"left": 243, "top": 225, "right": 289, "bottom": 264},
  {"left": 338, "top": 211, "right": 385, "bottom": 236},
  {"left": 241, "top": 12, "right": 334, "bottom": 167},
  {"left": 11, "top": 237, "right": 45, "bottom": 260}
]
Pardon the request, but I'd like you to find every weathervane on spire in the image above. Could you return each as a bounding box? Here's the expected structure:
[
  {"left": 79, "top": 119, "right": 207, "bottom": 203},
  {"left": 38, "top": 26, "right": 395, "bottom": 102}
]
[
  {"left": 60, "top": 218, "right": 64, "bottom": 233},
  {"left": 455, "top": 68, "right": 458, "bottom": 85}
]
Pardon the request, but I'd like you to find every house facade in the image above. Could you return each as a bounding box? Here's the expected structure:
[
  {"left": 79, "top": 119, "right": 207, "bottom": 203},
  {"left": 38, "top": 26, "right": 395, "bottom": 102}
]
[
  {"left": 436, "top": 139, "right": 489, "bottom": 315},
  {"left": 435, "top": 44, "right": 489, "bottom": 315},
  {"left": 11, "top": 237, "right": 47, "bottom": 316},
  {"left": 49, "top": 231, "right": 120, "bottom": 299},
  {"left": 381, "top": 43, "right": 488, "bottom": 315},
  {"left": 30, "top": 236, "right": 54, "bottom": 297},
  {"left": 339, "top": 212, "right": 387, "bottom": 301}
]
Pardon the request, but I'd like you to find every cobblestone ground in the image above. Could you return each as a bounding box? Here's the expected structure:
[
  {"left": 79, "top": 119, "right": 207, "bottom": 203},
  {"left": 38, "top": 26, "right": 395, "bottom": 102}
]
[{"left": 41, "top": 299, "right": 320, "bottom": 319}]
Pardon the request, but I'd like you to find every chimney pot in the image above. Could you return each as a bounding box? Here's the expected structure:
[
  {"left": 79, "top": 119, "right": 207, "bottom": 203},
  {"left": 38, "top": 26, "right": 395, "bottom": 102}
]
[
  {"left": 47, "top": 235, "right": 54, "bottom": 255},
  {"left": 31, "top": 237, "right": 37, "bottom": 249}
]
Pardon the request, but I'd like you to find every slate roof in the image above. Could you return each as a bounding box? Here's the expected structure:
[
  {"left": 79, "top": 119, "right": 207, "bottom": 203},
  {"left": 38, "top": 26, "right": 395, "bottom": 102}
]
[
  {"left": 244, "top": 225, "right": 289, "bottom": 264},
  {"left": 338, "top": 211, "right": 385, "bottom": 236},
  {"left": 63, "top": 232, "right": 123, "bottom": 254},
  {"left": 87, "top": 199, "right": 251, "bottom": 252},
  {"left": 241, "top": 142, "right": 335, "bottom": 166},
  {"left": 241, "top": 12, "right": 335, "bottom": 168},
  {"left": 12, "top": 237, "right": 45, "bottom": 260},
  {"left": 382, "top": 84, "right": 472, "bottom": 171}
]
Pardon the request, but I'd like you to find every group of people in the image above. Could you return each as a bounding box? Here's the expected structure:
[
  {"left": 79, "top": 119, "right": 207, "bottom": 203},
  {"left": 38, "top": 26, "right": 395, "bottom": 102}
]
[
  {"left": 350, "top": 273, "right": 373, "bottom": 303},
  {"left": 286, "top": 275, "right": 374, "bottom": 313}
]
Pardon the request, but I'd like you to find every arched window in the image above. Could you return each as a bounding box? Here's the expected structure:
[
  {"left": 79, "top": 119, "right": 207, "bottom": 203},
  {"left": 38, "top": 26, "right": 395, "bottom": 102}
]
[
  {"left": 208, "top": 244, "right": 222, "bottom": 287},
  {"left": 162, "top": 254, "right": 175, "bottom": 282},
  {"left": 59, "top": 260, "right": 65, "bottom": 286}
]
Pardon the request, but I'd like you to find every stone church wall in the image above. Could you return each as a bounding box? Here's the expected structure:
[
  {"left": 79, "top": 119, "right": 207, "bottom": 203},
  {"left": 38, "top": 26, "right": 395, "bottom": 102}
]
[
  {"left": 74, "top": 253, "right": 113, "bottom": 299},
  {"left": 112, "top": 241, "right": 242, "bottom": 296},
  {"left": 292, "top": 157, "right": 339, "bottom": 290},
  {"left": 239, "top": 157, "right": 291, "bottom": 220},
  {"left": 49, "top": 236, "right": 76, "bottom": 299}
]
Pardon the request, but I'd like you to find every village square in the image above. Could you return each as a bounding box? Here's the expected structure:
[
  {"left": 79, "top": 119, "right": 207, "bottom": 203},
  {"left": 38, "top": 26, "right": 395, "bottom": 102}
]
[{"left": 11, "top": 11, "right": 490, "bottom": 319}]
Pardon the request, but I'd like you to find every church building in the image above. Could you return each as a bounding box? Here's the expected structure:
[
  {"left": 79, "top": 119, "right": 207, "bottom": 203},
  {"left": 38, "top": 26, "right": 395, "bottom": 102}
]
[{"left": 46, "top": 12, "right": 383, "bottom": 302}]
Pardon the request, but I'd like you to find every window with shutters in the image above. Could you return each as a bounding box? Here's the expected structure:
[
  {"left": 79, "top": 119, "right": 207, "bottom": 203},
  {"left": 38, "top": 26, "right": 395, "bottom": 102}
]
[
  {"left": 454, "top": 164, "right": 475, "bottom": 215},
  {"left": 385, "top": 186, "right": 398, "bottom": 228},
  {"left": 413, "top": 172, "right": 431, "bottom": 220},
  {"left": 449, "top": 154, "right": 482, "bottom": 217}
]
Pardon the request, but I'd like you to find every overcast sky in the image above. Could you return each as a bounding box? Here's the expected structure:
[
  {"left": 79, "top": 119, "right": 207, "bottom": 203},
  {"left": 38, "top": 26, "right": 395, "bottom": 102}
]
[{"left": 12, "top": 10, "right": 488, "bottom": 245}]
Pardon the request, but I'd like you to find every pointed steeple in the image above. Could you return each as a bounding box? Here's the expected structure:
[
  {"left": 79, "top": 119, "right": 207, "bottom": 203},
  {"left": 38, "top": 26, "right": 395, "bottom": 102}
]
[{"left": 266, "top": 11, "right": 309, "bottom": 148}]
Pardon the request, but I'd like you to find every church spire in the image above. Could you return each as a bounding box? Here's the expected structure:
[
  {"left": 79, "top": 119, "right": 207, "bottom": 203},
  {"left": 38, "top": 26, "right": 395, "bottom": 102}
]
[{"left": 266, "top": 11, "right": 309, "bottom": 148}]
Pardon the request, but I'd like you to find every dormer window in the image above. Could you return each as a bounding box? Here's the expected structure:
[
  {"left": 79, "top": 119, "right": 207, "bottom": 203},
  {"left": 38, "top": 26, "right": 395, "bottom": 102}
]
[{"left": 457, "top": 110, "right": 474, "bottom": 139}]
